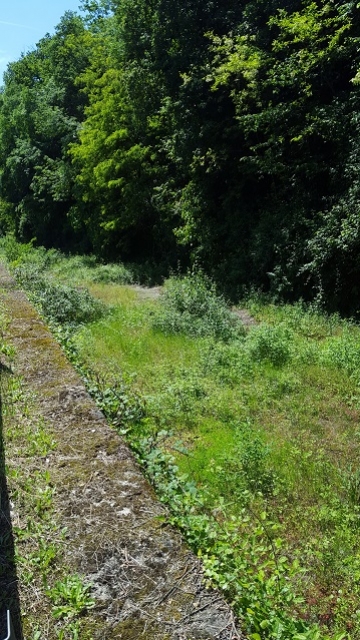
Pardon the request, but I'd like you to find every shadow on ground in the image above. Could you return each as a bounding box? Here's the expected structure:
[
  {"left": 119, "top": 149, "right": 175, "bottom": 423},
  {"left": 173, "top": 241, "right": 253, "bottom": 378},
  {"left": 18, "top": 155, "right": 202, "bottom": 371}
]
[{"left": 0, "top": 365, "right": 23, "bottom": 640}]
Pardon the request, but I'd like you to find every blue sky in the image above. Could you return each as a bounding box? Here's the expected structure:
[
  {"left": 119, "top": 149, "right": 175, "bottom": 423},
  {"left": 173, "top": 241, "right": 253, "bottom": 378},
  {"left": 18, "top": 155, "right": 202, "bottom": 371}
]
[{"left": 0, "top": 0, "right": 83, "bottom": 80}]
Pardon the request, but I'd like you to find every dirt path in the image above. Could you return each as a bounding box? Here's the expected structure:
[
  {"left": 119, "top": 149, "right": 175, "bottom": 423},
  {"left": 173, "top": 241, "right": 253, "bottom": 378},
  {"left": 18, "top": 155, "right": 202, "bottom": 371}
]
[{"left": 0, "top": 264, "right": 241, "bottom": 640}]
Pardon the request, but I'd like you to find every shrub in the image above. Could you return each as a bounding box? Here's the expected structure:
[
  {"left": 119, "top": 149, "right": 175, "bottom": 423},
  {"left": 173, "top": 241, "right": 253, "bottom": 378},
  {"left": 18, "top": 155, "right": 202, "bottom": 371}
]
[
  {"left": 153, "top": 271, "right": 244, "bottom": 341},
  {"left": 246, "top": 323, "right": 293, "bottom": 367},
  {"left": 15, "top": 265, "right": 104, "bottom": 325},
  {"left": 51, "top": 255, "right": 134, "bottom": 285},
  {"left": 220, "top": 422, "right": 278, "bottom": 498},
  {"left": 1, "top": 233, "right": 35, "bottom": 265},
  {"left": 90, "top": 263, "right": 134, "bottom": 284}
]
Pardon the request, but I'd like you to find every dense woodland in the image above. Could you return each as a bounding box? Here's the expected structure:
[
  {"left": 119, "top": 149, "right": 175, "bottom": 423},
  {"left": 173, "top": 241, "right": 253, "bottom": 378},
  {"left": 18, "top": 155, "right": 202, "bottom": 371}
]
[{"left": 1, "top": 0, "right": 360, "bottom": 312}]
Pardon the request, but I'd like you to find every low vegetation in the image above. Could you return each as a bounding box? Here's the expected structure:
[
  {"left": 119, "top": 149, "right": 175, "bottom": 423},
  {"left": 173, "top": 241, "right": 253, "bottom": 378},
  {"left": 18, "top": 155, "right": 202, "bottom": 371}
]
[
  {"left": 4, "top": 241, "right": 360, "bottom": 639},
  {"left": 0, "top": 304, "right": 94, "bottom": 640}
]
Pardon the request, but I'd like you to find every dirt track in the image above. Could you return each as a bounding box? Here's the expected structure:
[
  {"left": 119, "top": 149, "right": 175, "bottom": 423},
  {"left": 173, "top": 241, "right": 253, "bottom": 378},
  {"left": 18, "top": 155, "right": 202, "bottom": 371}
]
[{"left": 0, "top": 264, "right": 242, "bottom": 640}]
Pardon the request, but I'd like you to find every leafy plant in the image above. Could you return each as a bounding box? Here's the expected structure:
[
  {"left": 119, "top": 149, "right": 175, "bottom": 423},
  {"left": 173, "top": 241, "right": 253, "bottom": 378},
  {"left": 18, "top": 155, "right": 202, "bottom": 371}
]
[
  {"left": 153, "top": 271, "right": 244, "bottom": 341},
  {"left": 246, "top": 323, "right": 293, "bottom": 367},
  {"left": 321, "top": 331, "right": 360, "bottom": 379},
  {"left": 2, "top": 233, "right": 35, "bottom": 265},
  {"left": 49, "top": 254, "right": 135, "bottom": 286},
  {"left": 200, "top": 338, "right": 253, "bottom": 383},
  {"left": 341, "top": 466, "right": 360, "bottom": 507},
  {"left": 14, "top": 265, "right": 105, "bottom": 325},
  {"left": 219, "top": 423, "right": 278, "bottom": 498},
  {"left": 47, "top": 575, "right": 95, "bottom": 619}
]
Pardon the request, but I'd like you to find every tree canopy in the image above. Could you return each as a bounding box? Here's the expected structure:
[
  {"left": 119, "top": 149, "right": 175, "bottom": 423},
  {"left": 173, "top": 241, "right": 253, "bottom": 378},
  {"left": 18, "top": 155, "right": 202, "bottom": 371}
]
[{"left": 1, "top": 0, "right": 360, "bottom": 312}]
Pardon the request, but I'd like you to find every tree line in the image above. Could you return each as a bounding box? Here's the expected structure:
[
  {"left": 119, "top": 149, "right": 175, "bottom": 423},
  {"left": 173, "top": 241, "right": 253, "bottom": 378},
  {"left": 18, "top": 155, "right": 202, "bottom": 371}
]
[{"left": 1, "top": 0, "right": 360, "bottom": 312}]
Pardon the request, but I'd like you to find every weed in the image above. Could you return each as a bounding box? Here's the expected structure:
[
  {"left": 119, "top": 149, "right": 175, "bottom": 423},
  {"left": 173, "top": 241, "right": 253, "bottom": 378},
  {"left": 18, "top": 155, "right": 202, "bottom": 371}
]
[
  {"left": 341, "top": 466, "right": 360, "bottom": 507},
  {"left": 145, "top": 368, "right": 208, "bottom": 430},
  {"left": 240, "top": 439, "right": 277, "bottom": 497},
  {"left": 49, "top": 254, "right": 134, "bottom": 286},
  {"left": 217, "top": 422, "right": 279, "bottom": 498},
  {"left": 0, "top": 343, "right": 92, "bottom": 638},
  {"left": 47, "top": 575, "right": 95, "bottom": 620},
  {"left": 321, "top": 331, "right": 360, "bottom": 379},
  {"left": 245, "top": 323, "right": 293, "bottom": 367},
  {"left": 200, "top": 339, "right": 253, "bottom": 383},
  {"left": 1, "top": 233, "right": 35, "bottom": 265},
  {"left": 15, "top": 265, "right": 105, "bottom": 325},
  {"left": 27, "top": 417, "right": 57, "bottom": 457},
  {"left": 56, "top": 619, "right": 93, "bottom": 640},
  {"left": 153, "top": 270, "right": 244, "bottom": 340}
]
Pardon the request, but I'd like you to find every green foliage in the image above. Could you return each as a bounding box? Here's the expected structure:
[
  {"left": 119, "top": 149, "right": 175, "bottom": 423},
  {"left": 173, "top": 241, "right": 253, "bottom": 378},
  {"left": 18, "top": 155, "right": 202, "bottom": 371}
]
[
  {"left": 236, "top": 423, "right": 278, "bottom": 497},
  {"left": 1, "top": 237, "right": 105, "bottom": 325},
  {"left": 200, "top": 339, "right": 253, "bottom": 384},
  {"left": 319, "top": 328, "right": 360, "bottom": 380},
  {"left": 246, "top": 324, "right": 293, "bottom": 367},
  {"left": 22, "top": 248, "right": 360, "bottom": 638},
  {"left": 83, "top": 370, "right": 145, "bottom": 431},
  {"left": 48, "top": 253, "right": 135, "bottom": 286},
  {"left": 15, "top": 264, "right": 104, "bottom": 326},
  {"left": 1, "top": 0, "right": 360, "bottom": 310},
  {"left": 46, "top": 575, "right": 95, "bottom": 619},
  {"left": 0, "top": 12, "right": 95, "bottom": 248},
  {"left": 50, "top": 323, "right": 311, "bottom": 640},
  {"left": 88, "top": 263, "right": 133, "bottom": 284},
  {"left": 2, "top": 234, "right": 36, "bottom": 265},
  {"left": 134, "top": 440, "right": 310, "bottom": 640},
  {"left": 341, "top": 466, "right": 360, "bottom": 508},
  {"left": 153, "top": 271, "right": 244, "bottom": 340}
]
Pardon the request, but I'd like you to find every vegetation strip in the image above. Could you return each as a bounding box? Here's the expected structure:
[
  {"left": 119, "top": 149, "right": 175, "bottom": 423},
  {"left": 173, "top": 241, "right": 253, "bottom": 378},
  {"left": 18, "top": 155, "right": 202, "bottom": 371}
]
[
  {"left": 6, "top": 240, "right": 360, "bottom": 639},
  {"left": 0, "top": 261, "right": 240, "bottom": 639}
]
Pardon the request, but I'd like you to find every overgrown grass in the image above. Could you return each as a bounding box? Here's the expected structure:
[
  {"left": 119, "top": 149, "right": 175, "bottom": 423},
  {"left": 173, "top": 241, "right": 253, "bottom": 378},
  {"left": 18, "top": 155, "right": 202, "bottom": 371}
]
[
  {"left": 7, "top": 241, "right": 360, "bottom": 639},
  {"left": 152, "top": 270, "right": 244, "bottom": 340}
]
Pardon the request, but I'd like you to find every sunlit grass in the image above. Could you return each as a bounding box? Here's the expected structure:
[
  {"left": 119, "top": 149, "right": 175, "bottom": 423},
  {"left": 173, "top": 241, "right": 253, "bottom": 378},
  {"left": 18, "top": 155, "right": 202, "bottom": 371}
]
[
  {"left": 74, "top": 291, "right": 204, "bottom": 387},
  {"left": 11, "top": 244, "right": 360, "bottom": 637},
  {"left": 71, "top": 287, "right": 360, "bottom": 634},
  {"left": 86, "top": 283, "right": 139, "bottom": 305}
]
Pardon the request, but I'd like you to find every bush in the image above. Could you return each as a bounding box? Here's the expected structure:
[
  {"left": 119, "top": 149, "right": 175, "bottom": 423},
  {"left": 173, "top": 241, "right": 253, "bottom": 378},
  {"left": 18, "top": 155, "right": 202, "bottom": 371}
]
[
  {"left": 15, "top": 265, "right": 104, "bottom": 325},
  {"left": 1, "top": 233, "right": 35, "bottom": 264},
  {"left": 246, "top": 323, "right": 293, "bottom": 367},
  {"left": 51, "top": 255, "right": 134, "bottom": 285},
  {"left": 153, "top": 271, "right": 244, "bottom": 341},
  {"left": 90, "top": 263, "right": 134, "bottom": 284},
  {"left": 220, "top": 422, "right": 279, "bottom": 498}
]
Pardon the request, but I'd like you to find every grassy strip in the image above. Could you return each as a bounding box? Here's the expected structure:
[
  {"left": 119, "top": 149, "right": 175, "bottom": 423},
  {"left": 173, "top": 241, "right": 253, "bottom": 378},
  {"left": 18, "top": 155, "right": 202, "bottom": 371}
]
[
  {"left": 5, "top": 241, "right": 360, "bottom": 638},
  {"left": 52, "top": 331, "right": 343, "bottom": 640}
]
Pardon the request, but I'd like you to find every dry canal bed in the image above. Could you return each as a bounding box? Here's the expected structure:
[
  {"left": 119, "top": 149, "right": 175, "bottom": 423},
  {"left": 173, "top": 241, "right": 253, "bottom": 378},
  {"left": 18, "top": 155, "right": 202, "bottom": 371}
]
[{"left": 0, "top": 264, "right": 241, "bottom": 639}]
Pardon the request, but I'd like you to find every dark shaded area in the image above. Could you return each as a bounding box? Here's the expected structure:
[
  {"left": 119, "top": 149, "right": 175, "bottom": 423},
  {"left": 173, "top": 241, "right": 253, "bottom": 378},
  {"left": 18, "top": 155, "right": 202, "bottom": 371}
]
[{"left": 0, "top": 365, "right": 23, "bottom": 640}]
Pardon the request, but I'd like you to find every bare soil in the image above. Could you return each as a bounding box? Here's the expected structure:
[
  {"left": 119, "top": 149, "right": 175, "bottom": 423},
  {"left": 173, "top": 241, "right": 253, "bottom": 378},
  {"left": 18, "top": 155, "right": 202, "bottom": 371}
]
[{"left": 0, "top": 264, "right": 242, "bottom": 640}]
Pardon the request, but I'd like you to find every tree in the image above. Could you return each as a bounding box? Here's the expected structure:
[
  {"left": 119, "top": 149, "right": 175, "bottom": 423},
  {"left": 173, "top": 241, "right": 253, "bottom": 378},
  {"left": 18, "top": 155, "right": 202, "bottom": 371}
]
[{"left": 0, "top": 13, "right": 93, "bottom": 247}]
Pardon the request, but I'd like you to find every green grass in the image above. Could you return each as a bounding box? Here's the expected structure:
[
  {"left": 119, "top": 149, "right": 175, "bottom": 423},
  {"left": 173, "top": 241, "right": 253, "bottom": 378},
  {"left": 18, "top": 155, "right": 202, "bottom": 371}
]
[
  {"left": 78, "top": 293, "right": 360, "bottom": 637},
  {"left": 7, "top": 242, "right": 360, "bottom": 639},
  {"left": 68, "top": 281, "right": 360, "bottom": 634}
]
